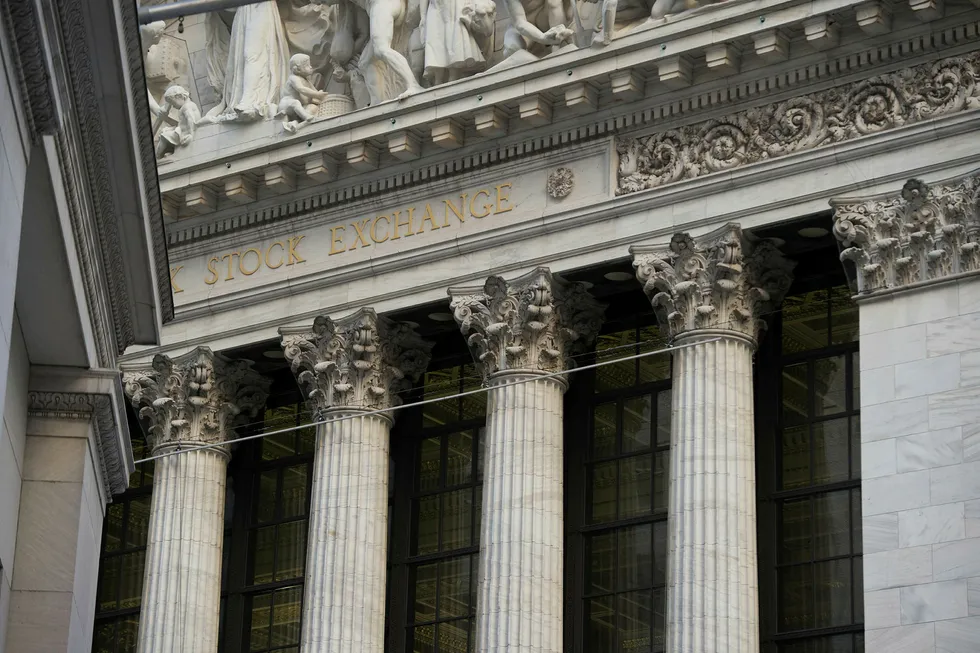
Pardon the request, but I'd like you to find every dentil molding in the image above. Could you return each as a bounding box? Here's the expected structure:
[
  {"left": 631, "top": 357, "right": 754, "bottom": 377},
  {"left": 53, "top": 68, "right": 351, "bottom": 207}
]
[
  {"left": 832, "top": 170, "right": 980, "bottom": 295},
  {"left": 631, "top": 223, "right": 795, "bottom": 342},
  {"left": 280, "top": 308, "right": 431, "bottom": 418}
]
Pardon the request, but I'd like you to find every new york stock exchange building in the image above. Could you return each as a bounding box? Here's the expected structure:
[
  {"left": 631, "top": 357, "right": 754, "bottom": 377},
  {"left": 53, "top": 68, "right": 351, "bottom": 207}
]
[{"left": 6, "top": 0, "right": 980, "bottom": 652}]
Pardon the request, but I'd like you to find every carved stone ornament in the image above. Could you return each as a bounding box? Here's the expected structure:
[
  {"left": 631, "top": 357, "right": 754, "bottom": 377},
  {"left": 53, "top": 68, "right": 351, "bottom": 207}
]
[
  {"left": 280, "top": 308, "right": 432, "bottom": 418},
  {"left": 122, "top": 347, "right": 270, "bottom": 454},
  {"left": 547, "top": 167, "right": 574, "bottom": 199},
  {"left": 617, "top": 53, "right": 980, "bottom": 196},
  {"left": 831, "top": 172, "right": 980, "bottom": 295},
  {"left": 448, "top": 268, "right": 605, "bottom": 382},
  {"left": 632, "top": 223, "right": 795, "bottom": 343}
]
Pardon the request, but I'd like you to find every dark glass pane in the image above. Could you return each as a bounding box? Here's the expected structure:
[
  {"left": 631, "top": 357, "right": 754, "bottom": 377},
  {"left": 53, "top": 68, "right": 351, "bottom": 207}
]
[
  {"left": 476, "top": 428, "right": 486, "bottom": 482},
  {"left": 97, "top": 558, "right": 120, "bottom": 611},
  {"left": 638, "top": 326, "right": 670, "bottom": 384},
  {"left": 419, "top": 437, "right": 442, "bottom": 492},
  {"left": 623, "top": 396, "right": 652, "bottom": 453},
  {"left": 652, "top": 587, "right": 666, "bottom": 652},
  {"left": 590, "top": 461, "right": 617, "bottom": 524},
  {"left": 653, "top": 520, "right": 667, "bottom": 586},
  {"left": 439, "top": 556, "right": 471, "bottom": 619},
  {"left": 782, "top": 289, "right": 830, "bottom": 354},
  {"left": 126, "top": 496, "right": 151, "bottom": 547},
  {"left": 461, "top": 364, "right": 486, "bottom": 421},
  {"left": 469, "top": 554, "right": 478, "bottom": 614},
  {"left": 853, "top": 557, "right": 864, "bottom": 623},
  {"left": 814, "top": 491, "right": 851, "bottom": 558},
  {"left": 297, "top": 425, "right": 316, "bottom": 454},
  {"left": 619, "top": 523, "right": 653, "bottom": 590},
  {"left": 117, "top": 616, "right": 140, "bottom": 653},
  {"left": 782, "top": 425, "right": 810, "bottom": 490},
  {"left": 813, "top": 419, "right": 849, "bottom": 486},
  {"left": 781, "top": 498, "right": 811, "bottom": 564},
  {"left": 851, "top": 488, "right": 863, "bottom": 555},
  {"left": 593, "top": 403, "right": 617, "bottom": 459},
  {"left": 252, "top": 526, "right": 276, "bottom": 584},
  {"left": 423, "top": 368, "right": 459, "bottom": 427},
  {"left": 474, "top": 485, "right": 482, "bottom": 546},
  {"left": 270, "top": 586, "right": 303, "bottom": 647},
  {"left": 620, "top": 455, "right": 652, "bottom": 519},
  {"left": 118, "top": 551, "right": 145, "bottom": 610},
  {"left": 618, "top": 591, "right": 652, "bottom": 652},
  {"left": 596, "top": 330, "right": 636, "bottom": 393},
  {"left": 814, "top": 559, "right": 852, "bottom": 627},
  {"left": 830, "top": 285, "right": 859, "bottom": 346},
  {"left": 447, "top": 431, "right": 473, "bottom": 487},
  {"left": 655, "top": 390, "right": 671, "bottom": 448},
  {"left": 414, "top": 562, "right": 438, "bottom": 622},
  {"left": 416, "top": 495, "right": 440, "bottom": 555},
  {"left": 439, "top": 619, "right": 471, "bottom": 653},
  {"left": 281, "top": 464, "right": 308, "bottom": 518},
  {"left": 412, "top": 624, "right": 437, "bottom": 653},
  {"left": 442, "top": 489, "right": 473, "bottom": 551},
  {"left": 93, "top": 620, "right": 114, "bottom": 653},
  {"left": 275, "top": 520, "right": 307, "bottom": 581},
  {"left": 856, "top": 633, "right": 864, "bottom": 653},
  {"left": 588, "top": 595, "right": 616, "bottom": 652},
  {"left": 105, "top": 503, "right": 124, "bottom": 552},
  {"left": 256, "top": 470, "right": 277, "bottom": 523},
  {"left": 248, "top": 592, "right": 272, "bottom": 651},
  {"left": 850, "top": 417, "right": 861, "bottom": 481},
  {"left": 782, "top": 364, "right": 809, "bottom": 426},
  {"left": 588, "top": 531, "right": 616, "bottom": 594},
  {"left": 779, "top": 565, "right": 814, "bottom": 631},
  {"left": 815, "top": 357, "right": 847, "bottom": 417},
  {"left": 263, "top": 405, "right": 298, "bottom": 460},
  {"left": 653, "top": 452, "right": 669, "bottom": 515}
]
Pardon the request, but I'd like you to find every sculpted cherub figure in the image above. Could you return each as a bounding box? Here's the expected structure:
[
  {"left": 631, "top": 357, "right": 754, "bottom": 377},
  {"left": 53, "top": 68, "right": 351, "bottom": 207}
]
[
  {"left": 155, "top": 85, "right": 200, "bottom": 159},
  {"left": 500, "top": 0, "right": 576, "bottom": 59},
  {"left": 279, "top": 54, "right": 329, "bottom": 133}
]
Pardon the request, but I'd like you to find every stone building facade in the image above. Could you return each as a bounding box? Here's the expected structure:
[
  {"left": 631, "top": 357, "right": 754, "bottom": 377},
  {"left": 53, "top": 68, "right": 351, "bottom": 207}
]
[{"left": 10, "top": 0, "right": 980, "bottom": 652}]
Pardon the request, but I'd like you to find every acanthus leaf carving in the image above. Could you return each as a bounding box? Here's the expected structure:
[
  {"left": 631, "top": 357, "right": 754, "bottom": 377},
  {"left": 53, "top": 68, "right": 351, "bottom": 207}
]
[
  {"left": 617, "top": 53, "right": 980, "bottom": 196},
  {"left": 280, "top": 308, "right": 432, "bottom": 419},
  {"left": 831, "top": 172, "right": 980, "bottom": 294},
  {"left": 122, "top": 347, "right": 270, "bottom": 453},
  {"left": 631, "top": 223, "right": 795, "bottom": 342},
  {"left": 448, "top": 268, "right": 605, "bottom": 382}
]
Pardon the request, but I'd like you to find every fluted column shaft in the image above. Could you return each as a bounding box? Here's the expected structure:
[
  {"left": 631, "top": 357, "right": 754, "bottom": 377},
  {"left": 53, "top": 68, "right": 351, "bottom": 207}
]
[
  {"left": 301, "top": 412, "right": 391, "bottom": 653},
  {"left": 667, "top": 332, "right": 758, "bottom": 653},
  {"left": 139, "top": 448, "right": 229, "bottom": 653},
  {"left": 477, "top": 374, "right": 566, "bottom": 653}
]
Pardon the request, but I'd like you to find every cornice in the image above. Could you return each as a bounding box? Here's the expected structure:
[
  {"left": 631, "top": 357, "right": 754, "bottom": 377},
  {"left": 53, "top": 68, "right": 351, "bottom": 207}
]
[{"left": 0, "top": 0, "right": 59, "bottom": 141}]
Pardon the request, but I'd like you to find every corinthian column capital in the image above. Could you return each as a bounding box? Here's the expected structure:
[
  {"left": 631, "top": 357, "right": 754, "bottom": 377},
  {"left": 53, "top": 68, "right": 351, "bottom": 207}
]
[
  {"left": 121, "top": 347, "right": 269, "bottom": 453},
  {"left": 631, "top": 223, "right": 795, "bottom": 343},
  {"left": 831, "top": 172, "right": 980, "bottom": 295},
  {"left": 448, "top": 267, "right": 605, "bottom": 381},
  {"left": 280, "top": 307, "right": 431, "bottom": 418}
]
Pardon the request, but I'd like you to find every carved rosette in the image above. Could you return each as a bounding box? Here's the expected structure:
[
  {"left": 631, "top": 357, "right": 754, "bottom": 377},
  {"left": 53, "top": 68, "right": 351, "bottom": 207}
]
[
  {"left": 831, "top": 173, "right": 980, "bottom": 295},
  {"left": 280, "top": 308, "right": 432, "bottom": 419},
  {"left": 547, "top": 167, "right": 574, "bottom": 199},
  {"left": 122, "top": 347, "right": 270, "bottom": 454},
  {"left": 632, "top": 224, "right": 795, "bottom": 343},
  {"left": 448, "top": 268, "right": 605, "bottom": 382}
]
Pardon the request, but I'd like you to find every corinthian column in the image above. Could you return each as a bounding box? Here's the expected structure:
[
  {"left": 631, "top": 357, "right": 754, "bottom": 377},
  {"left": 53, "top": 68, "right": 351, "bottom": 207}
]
[
  {"left": 280, "top": 309, "right": 430, "bottom": 653},
  {"left": 449, "top": 268, "right": 604, "bottom": 653},
  {"left": 632, "top": 224, "right": 793, "bottom": 653},
  {"left": 122, "top": 348, "right": 269, "bottom": 653}
]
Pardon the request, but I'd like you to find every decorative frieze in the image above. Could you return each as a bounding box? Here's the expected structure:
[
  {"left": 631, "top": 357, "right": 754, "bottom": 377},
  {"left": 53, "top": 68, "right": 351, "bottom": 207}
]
[
  {"left": 631, "top": 224, "right": 794, "bottom": 342},
  {"left": 280, "top": 308, "right": 431, "bottom": 417},
  {"left": 831, "top": 172, "right": 980, "bottom": 295},
  {"left": 121, "top": 347, "right": 269, "bottom": 452},
  {"left": 617, "top": 53, "right": 980, "bottom": 196},
  {"left": 448, "top": 267, "right": 604, "bottom": 381}
]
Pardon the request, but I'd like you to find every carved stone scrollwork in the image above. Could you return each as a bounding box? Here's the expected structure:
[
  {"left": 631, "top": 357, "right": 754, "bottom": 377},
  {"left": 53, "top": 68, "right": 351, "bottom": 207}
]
[
  {"left": 632, "top": 223, "right": 795, "bottom": 343},
  {"left": 122, "top": 347, "right": 270, "bottom": 453},
  {"left": 831, "top": 172, "right": 980, "bottom": 295},
  {"left": 617, "top": 53, "right": 980, "bottom": 196},
  {"left": 448, "top": 267, "right": 605, "bottom": 381},
  {"left": 280, "top": 308, "right": 431, "bottom": 418},
  {"left": 547, "top": 167, "right": 574, "bottom": 199}
]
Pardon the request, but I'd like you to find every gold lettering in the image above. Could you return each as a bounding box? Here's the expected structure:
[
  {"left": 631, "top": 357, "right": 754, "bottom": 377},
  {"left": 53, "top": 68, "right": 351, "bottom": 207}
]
[
  {"left": 204, "top": 257, "right": 219, "bottom": 285},
  {"left": 418, "top": 204, "right": 440, "bottom": 233},
  {"left": 495, "top": 183, "right": 513, "bottom": 214},
  {"left": 265, "top": 242, "right": 285, "bottom": 269},
  {"left": 470, "top": 189, "right": 492, "bottom": 218},
  {"left": 169, "top": 266, "right": 184, "bottom": 293},
  {"left": 371, "top": 215, "right": 390, "bottom": 243},
  {"left": 221, "top": 252, "right": 239, "bottom": 281},
  {"left": 391, "top": 209, "right": 414, "bottom": 240},
  {"left": 287, "top": 235, "right": 306, "bottom": 265},
  {"left": 239, "top": 248, "right": 262, "bottom": 276},
  {"left": 329, "top": 226, "right": 346, "bottom": 256},
  {"left": 443, "top": 194, "right": 467, "bottom": 226},
  {"left": 350, "top": 218, "right": 372, "bottom": 249}
]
